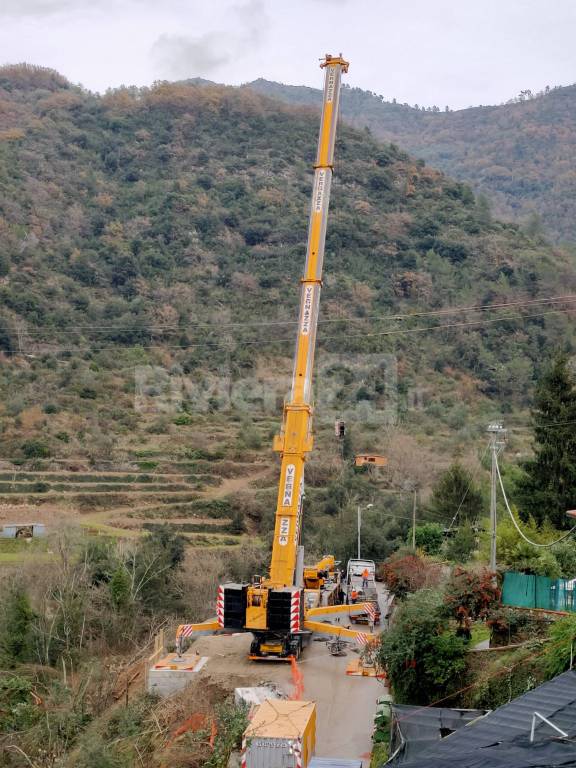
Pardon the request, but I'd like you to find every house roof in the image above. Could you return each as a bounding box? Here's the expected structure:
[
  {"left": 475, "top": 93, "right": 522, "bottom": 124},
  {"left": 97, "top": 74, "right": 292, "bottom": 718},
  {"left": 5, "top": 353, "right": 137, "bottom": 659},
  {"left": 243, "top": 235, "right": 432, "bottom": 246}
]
[
  {"left": 391, "top": 670, "right": 576, "bottom": 768},
  {"left": 401, "top": 740, "right": 576, "bottom": 768},
  {"left": 389, "top": 704, "right": 486, "bottom": 763}
]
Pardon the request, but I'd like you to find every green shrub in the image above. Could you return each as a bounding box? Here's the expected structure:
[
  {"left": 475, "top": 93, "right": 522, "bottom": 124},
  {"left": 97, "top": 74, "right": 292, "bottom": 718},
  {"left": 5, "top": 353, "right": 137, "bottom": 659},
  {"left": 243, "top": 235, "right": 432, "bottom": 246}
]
[
  {"left": 238, "top": 425, "right": 262, "bottom": 450},
  {"left": 207, "top": 702, "right": 249, "bottom": 768},
  {"left": 0, "top": 676, "right": 40, "bottom": 733},
  {"left": 410, "top": 522, "right": 444, "bottom": 555},
  {"left": 75, "top": 736, "right": 130, "bottom": 768},
  {"left": 376, "top": 589, "right": 467, "bottom": 704},
  {"left": 21, "top": 439, "right": 50, "bottom": 459},
  {"left": 137, "top": 460, "right": 158, "bottom": 471},
  {"left": 544, "top": 614, "right": 576, "bottom": 679},
  {"left": 173, "top": 413, "right": 193, "bottom": 425},
  {"left": 446, "top": 522, "right": 476, "bottom": 562},
  {"left": 0, "top": 586, "right": 35, "bottom": 666},
  {"left": 109, "top": 567, "right": 131, "bottom": 609},
  {"left": 79, "top": 386, "right": 98, "bottom": 399},
  {"left": 105, "top": 695, "right": 155, "bottom": 740}
]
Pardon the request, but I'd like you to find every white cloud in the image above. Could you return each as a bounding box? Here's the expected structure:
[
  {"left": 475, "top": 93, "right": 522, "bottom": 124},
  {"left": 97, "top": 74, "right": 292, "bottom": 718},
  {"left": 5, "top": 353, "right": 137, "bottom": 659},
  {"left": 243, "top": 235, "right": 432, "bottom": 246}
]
[
  {"left": 0, "top": 0, "right": 106, "bottom": 16},
  {"left": 150, "top": 0, "right": 269, "bottom": 80},
  {"left": 151, "top": 32, "right": 231, "bottom": 78}
]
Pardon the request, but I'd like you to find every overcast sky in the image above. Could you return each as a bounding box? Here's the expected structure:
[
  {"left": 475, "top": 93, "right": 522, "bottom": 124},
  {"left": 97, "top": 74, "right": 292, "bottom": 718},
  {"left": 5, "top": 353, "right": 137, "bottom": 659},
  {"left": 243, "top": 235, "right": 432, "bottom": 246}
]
[{"left": 1, "top": 0, "right": 574, "bottom": 109}]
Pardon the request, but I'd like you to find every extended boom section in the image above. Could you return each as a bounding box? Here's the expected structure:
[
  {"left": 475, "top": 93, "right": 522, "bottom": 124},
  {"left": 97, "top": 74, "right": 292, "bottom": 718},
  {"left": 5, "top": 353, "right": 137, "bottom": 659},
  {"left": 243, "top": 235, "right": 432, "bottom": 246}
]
[
  {"left": 177, "top": 56, "right": 365, "bottom": 660},
  {"left": 269, "top": 55, "right": 347, "bottom": 589}
]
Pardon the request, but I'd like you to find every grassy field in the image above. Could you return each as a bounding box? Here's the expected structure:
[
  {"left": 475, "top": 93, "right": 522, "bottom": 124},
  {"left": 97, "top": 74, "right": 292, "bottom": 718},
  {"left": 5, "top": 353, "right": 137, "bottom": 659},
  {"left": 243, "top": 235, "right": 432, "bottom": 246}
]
[{"left": 0, "top": 537, "right": 54, "bottom": 565}]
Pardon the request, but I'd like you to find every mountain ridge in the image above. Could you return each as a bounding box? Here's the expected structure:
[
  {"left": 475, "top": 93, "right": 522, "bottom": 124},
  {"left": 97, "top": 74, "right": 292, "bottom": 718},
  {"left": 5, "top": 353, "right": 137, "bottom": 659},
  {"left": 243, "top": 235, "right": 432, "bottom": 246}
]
[{"left": 245, "top": 78, "right": 576, "bottom": 243}]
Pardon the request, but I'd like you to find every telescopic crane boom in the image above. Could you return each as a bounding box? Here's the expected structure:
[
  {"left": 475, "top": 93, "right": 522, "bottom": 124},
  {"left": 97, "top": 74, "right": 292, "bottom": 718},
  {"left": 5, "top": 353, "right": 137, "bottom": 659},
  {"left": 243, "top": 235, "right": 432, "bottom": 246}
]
[
  {"left": 269, "top": 53, "right": 348, "bottom": 589},
  {"left": 176, "top": 55, "right": 373, "bottom": 659}
]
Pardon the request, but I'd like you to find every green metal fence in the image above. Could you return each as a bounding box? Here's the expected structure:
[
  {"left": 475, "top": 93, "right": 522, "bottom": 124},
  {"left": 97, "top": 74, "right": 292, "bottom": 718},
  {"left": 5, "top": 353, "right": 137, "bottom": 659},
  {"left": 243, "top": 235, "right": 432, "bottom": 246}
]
[{"left": 502, "top": 571, "right": 576, "bottom": 612}]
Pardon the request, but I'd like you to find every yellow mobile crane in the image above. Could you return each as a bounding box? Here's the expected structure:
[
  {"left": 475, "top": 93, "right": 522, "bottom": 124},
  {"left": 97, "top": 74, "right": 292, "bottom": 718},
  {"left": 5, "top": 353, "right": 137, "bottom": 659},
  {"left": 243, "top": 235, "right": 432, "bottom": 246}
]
[{"left": 177, "top": 55, "right": 375, "bottom": 659}]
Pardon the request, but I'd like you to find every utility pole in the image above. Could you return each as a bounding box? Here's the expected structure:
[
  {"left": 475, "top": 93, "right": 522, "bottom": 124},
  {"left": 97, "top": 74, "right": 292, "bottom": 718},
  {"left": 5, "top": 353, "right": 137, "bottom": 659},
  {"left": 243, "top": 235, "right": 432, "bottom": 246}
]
[
  {"left": 487, "top": 422, "right": 507, "bottom": 577},
  {"left": 412, "top": 485, "right": 418, "bottom": 549},
  {"left": 357, "top": 505, "right": 361, "bottom": 559},
  {"left": 357, "top": 502, "right": 373, "bottom": 559}
]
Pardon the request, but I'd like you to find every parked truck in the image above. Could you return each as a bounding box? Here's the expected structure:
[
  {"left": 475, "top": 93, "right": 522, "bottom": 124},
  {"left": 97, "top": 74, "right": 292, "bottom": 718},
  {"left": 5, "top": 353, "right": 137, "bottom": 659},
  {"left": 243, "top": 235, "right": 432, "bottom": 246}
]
[{"left": 346, "top": 559, "right": 380, "bottom": 625}]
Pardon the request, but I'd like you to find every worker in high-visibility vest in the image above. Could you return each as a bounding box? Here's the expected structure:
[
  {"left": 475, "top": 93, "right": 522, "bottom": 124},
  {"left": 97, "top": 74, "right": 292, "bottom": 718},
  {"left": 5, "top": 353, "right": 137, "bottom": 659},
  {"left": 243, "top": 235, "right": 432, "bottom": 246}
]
[
  {"left": 350, "top": 588, "right": 358, "bottom": 603},
  {"left": 362, "top": 568, "right": 370, "bottom": 589}
]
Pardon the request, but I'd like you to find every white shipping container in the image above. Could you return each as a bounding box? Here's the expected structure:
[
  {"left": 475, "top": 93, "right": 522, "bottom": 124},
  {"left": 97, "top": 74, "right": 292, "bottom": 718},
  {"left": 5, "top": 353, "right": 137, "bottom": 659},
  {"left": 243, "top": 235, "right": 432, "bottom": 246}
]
[{"left": 246, "top": 737, "right": 301, "bottom": 768}]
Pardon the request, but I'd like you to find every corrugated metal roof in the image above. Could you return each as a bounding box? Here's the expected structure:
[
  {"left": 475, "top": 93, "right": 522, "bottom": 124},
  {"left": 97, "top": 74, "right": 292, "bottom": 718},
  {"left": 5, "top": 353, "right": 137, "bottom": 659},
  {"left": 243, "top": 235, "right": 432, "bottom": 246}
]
[
  {"left": 396, "top": 670, "right": 576, "bottom": 768},
  {"left": 399, "top": 740, "right": 576, "bottom": 768},
  {"left": 389, "top": 705, "right": 486, "bottom": 764},
  {"left": 309, "top": 758, "right": 362, "bottom": 768},
  {"left": 245, "top": 700, "right": 315, "bottom": 739}
]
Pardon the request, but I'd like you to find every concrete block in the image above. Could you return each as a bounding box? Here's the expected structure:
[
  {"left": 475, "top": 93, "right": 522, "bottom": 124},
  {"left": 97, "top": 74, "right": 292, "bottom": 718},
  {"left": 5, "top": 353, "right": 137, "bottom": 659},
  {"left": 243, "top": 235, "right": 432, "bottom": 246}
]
[{"left": 146, "top": 652, "right": 208, "bottom": 697}]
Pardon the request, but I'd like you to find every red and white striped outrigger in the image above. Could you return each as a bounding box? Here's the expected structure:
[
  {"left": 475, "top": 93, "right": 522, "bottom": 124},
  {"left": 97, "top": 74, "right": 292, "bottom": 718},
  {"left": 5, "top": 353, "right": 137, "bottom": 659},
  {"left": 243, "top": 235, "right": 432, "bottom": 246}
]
[{"left": 175, "top": 600, "right": 378, "bottom": 654}]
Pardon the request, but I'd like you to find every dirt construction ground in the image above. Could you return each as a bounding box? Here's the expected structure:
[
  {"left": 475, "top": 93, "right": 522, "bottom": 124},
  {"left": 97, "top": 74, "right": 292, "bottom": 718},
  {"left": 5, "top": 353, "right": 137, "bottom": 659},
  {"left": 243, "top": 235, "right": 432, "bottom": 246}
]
[{"left": 192, "top": 584, "right": 391, "bottom": 765}]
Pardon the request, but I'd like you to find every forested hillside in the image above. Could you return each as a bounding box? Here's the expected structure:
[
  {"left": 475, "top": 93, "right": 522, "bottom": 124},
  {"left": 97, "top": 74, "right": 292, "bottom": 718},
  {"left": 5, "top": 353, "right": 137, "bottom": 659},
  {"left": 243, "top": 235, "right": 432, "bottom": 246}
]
[
  {"left": 248, "top": 78, "right": 576, "bottom": 243},
  {"left": 0, "top": 63, "right": 576, "bottom": 466}
]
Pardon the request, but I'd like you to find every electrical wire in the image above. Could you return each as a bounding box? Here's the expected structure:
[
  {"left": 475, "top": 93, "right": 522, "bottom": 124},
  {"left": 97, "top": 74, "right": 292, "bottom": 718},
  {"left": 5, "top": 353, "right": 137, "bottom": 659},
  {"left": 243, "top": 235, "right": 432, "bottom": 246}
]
[
  {"left": 18, "top": 293, "right": 576, "bottom": 336},
  {"left": 447, "top": 445, "right": 490, "bottom": 532},
  {"left": 18, "top": 306, "right": 576, "bottom": 356},
  {"left": 495, "top": 453, "right": 576, "bottom": 547}
]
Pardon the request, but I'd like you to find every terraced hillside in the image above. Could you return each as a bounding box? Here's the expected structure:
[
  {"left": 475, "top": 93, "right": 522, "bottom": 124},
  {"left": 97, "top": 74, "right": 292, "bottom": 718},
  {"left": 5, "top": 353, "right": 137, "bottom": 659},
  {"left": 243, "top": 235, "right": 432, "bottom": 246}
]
[{"left": 1, "top": 64, "right": 575, "bottom": 559}]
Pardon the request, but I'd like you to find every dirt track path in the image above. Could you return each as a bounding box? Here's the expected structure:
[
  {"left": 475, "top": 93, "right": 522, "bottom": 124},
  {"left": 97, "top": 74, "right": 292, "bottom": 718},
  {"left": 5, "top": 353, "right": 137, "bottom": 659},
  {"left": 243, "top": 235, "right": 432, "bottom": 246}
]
[{"left": 202, "top": 467, "right": 270, "bottom": 499}]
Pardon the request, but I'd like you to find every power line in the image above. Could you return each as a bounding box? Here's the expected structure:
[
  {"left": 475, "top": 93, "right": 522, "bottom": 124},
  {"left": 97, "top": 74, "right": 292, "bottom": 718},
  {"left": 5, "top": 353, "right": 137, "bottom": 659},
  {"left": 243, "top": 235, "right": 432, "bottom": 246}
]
[
  {"left": 447, "top": 444, "right": 490, "bottom": 532},
  {"left": 18, "top": 306, "right": 576, "bottom": 356},
  {"left": 493, "top": 419, "right": 576, "bottom": 436},
  {"left": 495, "top": 453, "right": 576, "bottom": 547},
  {"left": 519, "top": 419, "right": 576, "bottom": 430},
  {"left": 18, "top": 293, "right": 576, "bottom": 336}
]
